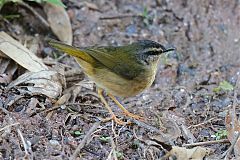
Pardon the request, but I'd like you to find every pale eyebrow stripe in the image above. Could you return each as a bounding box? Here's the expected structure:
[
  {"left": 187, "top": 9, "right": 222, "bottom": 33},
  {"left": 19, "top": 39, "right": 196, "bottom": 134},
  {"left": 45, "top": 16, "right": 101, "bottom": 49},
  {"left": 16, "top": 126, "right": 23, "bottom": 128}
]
[{"left": 142, "top": 48, "right": 163, "bottom": 54}]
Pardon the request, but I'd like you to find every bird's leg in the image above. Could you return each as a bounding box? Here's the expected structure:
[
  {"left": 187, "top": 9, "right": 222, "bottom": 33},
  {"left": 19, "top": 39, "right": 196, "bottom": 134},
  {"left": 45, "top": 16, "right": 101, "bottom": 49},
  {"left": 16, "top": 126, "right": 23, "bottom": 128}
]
[
  {"left": 108, "top": 94, "right": 145, "bottom": 121},
  {"left": 97, "top": 88, "right": 126, "bottom": 125}
]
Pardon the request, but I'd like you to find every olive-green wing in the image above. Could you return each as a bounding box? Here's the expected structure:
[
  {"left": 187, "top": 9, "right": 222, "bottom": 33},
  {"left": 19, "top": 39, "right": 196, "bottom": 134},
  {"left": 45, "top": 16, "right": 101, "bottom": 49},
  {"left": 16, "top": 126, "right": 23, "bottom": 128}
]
[{"left": 84, "top": 46, "right": 143, "bottom": 80}]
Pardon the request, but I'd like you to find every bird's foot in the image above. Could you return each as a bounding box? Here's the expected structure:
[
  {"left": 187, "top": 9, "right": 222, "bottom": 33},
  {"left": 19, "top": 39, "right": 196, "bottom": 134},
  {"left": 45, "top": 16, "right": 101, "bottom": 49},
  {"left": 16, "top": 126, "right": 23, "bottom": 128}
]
[{"left": 123, "top": 111, "right": 145, "bottom": 121}]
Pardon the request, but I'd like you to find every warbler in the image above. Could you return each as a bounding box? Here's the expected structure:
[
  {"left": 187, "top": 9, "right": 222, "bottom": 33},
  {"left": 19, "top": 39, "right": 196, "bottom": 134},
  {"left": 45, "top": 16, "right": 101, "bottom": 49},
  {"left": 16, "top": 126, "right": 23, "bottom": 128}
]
[{"left": 49, "top": 40, "right": 174, "bottom": 124}]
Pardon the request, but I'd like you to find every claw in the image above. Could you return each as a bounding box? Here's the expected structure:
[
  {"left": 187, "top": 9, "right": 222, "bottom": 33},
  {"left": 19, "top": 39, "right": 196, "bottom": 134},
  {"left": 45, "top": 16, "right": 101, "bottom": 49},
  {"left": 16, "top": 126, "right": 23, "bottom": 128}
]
[
  {"left": 123, "top": 111, "right": 145, "bottom": 121},
  {"left": 98, "top": 88, "right": 144, "bottom": 125},
  {"left": 108, "top": 93, "right": 145, "bottom": 121}
]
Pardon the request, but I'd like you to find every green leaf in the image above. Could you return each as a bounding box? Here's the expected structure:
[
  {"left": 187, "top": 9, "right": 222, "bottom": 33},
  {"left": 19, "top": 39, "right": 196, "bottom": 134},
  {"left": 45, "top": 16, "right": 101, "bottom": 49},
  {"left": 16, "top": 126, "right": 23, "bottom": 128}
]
[
  {"left": 27, "top": 0, "right": 42, "bottom": 3},
  {"left": 74, "top": 130, "right": 82, "bottom": 136},
  {"left": 213, "top": 87, "right": 221, "bottom": 93},
  {"left": 213, "top": 80, "right": 234, "bottom": 92},
  {"left": 44, "top": 0, "right": 65, "bottom": 7},
  {"left": 142, "top": 6, "right": 148, "bottom": 18},
  {"left": 219, "top": 80, "right": 234, "bottom": 91},
  {"left": 26, "top": 0, "right": 65, "bottom": 7},
  {"left": 115, "top": 151, "right": 124, "bottom": 159},
  {"left": 215, "top": 130, "right": 227, "bottom": 140}
]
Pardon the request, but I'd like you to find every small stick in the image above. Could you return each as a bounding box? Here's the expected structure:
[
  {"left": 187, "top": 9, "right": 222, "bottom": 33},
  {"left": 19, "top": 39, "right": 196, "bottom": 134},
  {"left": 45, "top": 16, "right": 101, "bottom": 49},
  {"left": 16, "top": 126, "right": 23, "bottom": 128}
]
[
  {"left": 188, "top": 117, "right": 219, "bottom": 128},
  {"left": 17, "top": 128, "right": 29, "bottom": 156},
  {"left": 100, "top": 14, "right": 141, "bottom": 20},
  {"left": 0, "top": 107, "right": 30, "bottom": 157},
  {"left": 70, "top": 121, "right": 101, "bottom": 160},
  {"left": 222, "top": 132, "right": 240, "bottom": 159},
  {"left": 222, "top": 75, "right": 240, "bottom": 159},
  {"left": 107, "top": 137, "right": 118, "bottom": 160},
  {"left": 56, "top": 53, "right": 68, "bottom": 61},
  {"left": 0, "top": 122, "right": 20, "bottom": 132},
  {"left": 183, "top": 139, "right": 229, "bottom": 147}
]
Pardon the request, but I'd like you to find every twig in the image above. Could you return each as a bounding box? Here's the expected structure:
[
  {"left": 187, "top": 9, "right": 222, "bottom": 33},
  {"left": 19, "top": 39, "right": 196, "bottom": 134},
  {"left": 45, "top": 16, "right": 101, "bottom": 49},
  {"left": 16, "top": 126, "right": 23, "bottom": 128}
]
[
  {"left": 0, "top": 107, "right": 30, "bottom": 158},
  {"left": 107, "top": 137, "right": 118, "bottom": 160},
  {"left": 222, "top": 132, "right": 240, "bottom": 159},
  {"left": 183, "top": 139, "right": 230, "bottom": 147},
  {"left": 222, "top": 74, "right": 240, "bottom": 159},
  {"left": 100, "top": 14, "right": 141, "bottom": 20},
  {"left": 0, "top": 106, "right": 10, "bottom": 115},
  {"left": 17, "top": 128, "right": 29, "bottom": 156},
  {"left": 0, "top": 122, "right": 20, "bottom": 132},
  {"left": 70, "top": 121, "right": 101, "bottom": 160},
  {"left": 188, "top": 117, "right": 220, "bottom": 128},
  {"left": 56, "top": 53, "right": 68, "bottom": 61},
  {"left": 18, "top": 1, "right": 50, "bottom": 28},
  {"left": 43, "top": 60, "right": 72, "bottom": 69}
]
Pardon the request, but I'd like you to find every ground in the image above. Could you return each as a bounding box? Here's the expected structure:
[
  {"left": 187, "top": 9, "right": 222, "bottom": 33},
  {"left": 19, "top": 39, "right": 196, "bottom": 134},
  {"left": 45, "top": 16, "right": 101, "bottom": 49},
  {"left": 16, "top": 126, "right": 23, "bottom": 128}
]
[{"left": 0, "top": 0, "right": 240, "bottom": 159}]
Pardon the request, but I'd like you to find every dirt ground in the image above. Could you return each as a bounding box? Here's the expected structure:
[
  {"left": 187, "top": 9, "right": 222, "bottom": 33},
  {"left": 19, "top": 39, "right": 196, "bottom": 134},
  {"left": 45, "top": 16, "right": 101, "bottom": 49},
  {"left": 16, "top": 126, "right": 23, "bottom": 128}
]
[{"left": 0, "top": 0, "right": 240, "bottom": 159}]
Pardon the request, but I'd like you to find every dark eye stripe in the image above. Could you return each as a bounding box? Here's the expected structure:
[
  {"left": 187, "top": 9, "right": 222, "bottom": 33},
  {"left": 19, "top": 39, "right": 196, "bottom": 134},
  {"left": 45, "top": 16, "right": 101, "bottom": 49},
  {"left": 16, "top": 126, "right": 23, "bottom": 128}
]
[{"left": 145, "top": 50, "right": 162, "bottom": 55}]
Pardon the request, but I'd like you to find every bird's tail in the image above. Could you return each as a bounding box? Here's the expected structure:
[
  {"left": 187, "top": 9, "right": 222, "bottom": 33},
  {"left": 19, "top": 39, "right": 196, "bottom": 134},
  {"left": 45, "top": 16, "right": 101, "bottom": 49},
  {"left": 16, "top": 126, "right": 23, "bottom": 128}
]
[{"left": 48, "top": 40, "right": 95, "bottom": 64}]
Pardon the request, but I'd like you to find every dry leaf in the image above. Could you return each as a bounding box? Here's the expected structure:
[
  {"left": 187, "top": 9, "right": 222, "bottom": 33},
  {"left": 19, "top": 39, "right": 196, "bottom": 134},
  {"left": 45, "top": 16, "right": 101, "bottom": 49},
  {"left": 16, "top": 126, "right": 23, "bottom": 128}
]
[
  {"left": 164, "top": 146, "right": 213, "bottom": 160},
  {"left": 0, "top": 50, "right": 8, "bottom": 58},
  {"left": 54, "top": 93, "right": 71, "bottom": 106},
  {"left": 225, "top": 107, "right": 240, "bottom": 157},
  {"left": 44, "top": 3, "right": 73, "bottom": 45},
  {"left": 84, "top": 1, "right": 99, "bottom": 10},
  {"left": 0, "top": 31, "right": 48, "bottom": 72},
  {"left": 8, "top": 70, "right": 65, "bottom": 99}
]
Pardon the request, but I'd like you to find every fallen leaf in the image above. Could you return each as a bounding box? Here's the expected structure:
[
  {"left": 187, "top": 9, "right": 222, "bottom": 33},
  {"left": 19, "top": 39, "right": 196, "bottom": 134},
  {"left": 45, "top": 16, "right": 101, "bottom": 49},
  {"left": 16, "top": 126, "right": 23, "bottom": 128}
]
[
  {"left": 154, "top": 140, "right": 213, "bottom": 160},
  {"left": 44, "top": 3, "right": 73, "bottom": 44},
  {"left": 83, "top": 1, "right": 99, "bottom": 11},
  {"left": 0, "top": 31, "right": 48, "bottom": 72},
  {"left": 7, "top": 70, "right": 65, "bottom": 99},
  {"left": 225, "top": 107, "right": 240, "bottom": 158},
  {"left": 167, "top": 146, "right": 213, "bottom": 160},
  {"left": 54, "top": 93, "right": 71, "bottom": 106},
  {"left": 0, "top": 50, "right": 8, "bottom": 58}
]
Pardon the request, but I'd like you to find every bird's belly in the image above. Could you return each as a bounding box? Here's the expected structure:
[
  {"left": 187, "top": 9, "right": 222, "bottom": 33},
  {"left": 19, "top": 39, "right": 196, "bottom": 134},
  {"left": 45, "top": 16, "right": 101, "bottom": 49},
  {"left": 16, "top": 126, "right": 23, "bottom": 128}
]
[
  {"left": 87, "top": 68, "right": 155, "bottom": 98},
  {"left": 76, "top": 58, "right": 155, "bottom": 97}
]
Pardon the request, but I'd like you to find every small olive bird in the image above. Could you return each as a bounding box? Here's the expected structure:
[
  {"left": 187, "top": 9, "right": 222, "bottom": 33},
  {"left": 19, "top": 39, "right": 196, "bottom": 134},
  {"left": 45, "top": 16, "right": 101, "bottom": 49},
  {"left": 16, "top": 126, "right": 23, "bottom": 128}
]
[{"left": 49, "top": 40, "right": 174, "bottom": 124}]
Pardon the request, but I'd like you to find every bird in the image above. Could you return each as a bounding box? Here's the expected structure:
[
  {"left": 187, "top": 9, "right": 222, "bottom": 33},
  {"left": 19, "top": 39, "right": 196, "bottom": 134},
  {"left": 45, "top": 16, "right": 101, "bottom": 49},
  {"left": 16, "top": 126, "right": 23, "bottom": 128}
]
[{"left": 49, "top": 40, "right": 175, "bottom": 125}]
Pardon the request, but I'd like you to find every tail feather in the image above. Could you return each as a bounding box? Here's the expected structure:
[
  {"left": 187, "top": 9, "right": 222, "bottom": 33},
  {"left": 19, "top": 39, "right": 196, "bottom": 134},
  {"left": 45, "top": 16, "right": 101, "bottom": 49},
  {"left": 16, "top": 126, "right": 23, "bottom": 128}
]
[{"left": 48, "top": 40, "right": 95, "bottom": 64}]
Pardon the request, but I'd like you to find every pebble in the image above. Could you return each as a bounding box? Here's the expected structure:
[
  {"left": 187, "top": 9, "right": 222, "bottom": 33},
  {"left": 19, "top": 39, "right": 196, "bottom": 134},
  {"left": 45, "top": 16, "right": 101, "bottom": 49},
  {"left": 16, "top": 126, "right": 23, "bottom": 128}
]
[{"left": 49, "top": 140, "right": 60, "bottom": 146}]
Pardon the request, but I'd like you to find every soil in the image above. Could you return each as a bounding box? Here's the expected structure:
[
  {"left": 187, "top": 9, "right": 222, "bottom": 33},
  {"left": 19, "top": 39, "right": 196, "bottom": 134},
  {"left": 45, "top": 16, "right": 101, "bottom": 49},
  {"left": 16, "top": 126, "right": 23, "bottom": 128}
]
[{"left": 0, "top": 0, "right": 240, "bottom": 159}]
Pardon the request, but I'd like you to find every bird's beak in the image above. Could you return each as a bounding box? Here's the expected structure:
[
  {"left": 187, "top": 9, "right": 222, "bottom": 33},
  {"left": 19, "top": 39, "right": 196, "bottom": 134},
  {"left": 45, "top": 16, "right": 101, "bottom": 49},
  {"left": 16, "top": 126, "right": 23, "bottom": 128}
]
[{"left": 163, "top": 48, "right": 175, "bottom": 53}]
